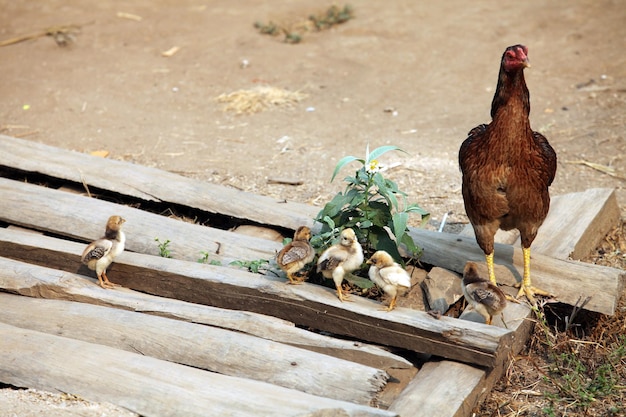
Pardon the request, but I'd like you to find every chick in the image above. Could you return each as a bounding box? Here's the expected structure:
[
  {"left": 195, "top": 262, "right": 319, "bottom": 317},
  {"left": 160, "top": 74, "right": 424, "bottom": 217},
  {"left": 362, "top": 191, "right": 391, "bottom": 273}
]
[
  {"left": 276, "top": 226, "right": 315, "bottom": 285},
  {"left": 81, "top": 215, "right": 126, "bottom": 289},
  {"left": 461, "top": 261, "right": 507, "bottom": 325},
  {"left": 316, "top": 228, "right": 363, "bottom": 302},
  {"left": 366, "top": 250, "right": 411, "bottom": 312}
]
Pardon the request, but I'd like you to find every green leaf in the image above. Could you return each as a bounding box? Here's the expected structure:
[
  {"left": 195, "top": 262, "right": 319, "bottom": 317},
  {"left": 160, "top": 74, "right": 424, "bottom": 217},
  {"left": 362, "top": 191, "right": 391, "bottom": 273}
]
[
  {"left": 392, "top": 212, "right": 409, "bottom": 245},
  {"left": 401, "top": 233, "right": 420, "bottom": 257},
  {"left": 322, "top": 215, "right": 336, "bottom": 230},
  {"left": 367, "top": 145, "right": 407, "bottom": 164},
  {"left": 360, "top": 219, "right": 373, "bottom": 228},
  {"left": 344, "top": 272, "right": 375, "bottom": 289},
  {"left": 331, "top": 156, "right": 364, "bottom": 182}
]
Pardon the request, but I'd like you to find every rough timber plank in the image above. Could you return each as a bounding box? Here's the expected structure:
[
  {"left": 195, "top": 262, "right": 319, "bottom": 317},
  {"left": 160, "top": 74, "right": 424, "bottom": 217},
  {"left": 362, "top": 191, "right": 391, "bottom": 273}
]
[
  {"left": 407, "top": 228, "right": 625, "bottom": 316},
  {"left": 0, "top": 251, "right": 513, "bottom": 369},
  {"left": 0, "top": 134, "right": 318, "bottom": 229},
  {"left": 0, "top": 323, "right": 396, "bottom": 417},
  {"left": 458, "top": 188, "right": 621, "bottom": 261},
  {"left": 0, "top": 177, "right": 280, "bottom": 264},
  {"left": 0, "top": 293, "right": 388, "bottom": 404},
  {"left": 0, "top": 228, "right": 410, "bottom": 372}
]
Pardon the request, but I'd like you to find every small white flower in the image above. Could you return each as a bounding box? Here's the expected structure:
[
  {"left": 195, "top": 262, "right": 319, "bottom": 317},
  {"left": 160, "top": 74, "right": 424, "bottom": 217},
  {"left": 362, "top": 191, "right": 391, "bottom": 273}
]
[{"left": 366, "top": 159, "right": 381, "bottom": 174}]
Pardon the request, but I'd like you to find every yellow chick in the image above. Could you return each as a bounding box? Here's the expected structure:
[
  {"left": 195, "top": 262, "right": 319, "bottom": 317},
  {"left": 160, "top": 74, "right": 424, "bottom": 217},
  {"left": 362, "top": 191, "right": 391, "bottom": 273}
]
[
  {"left": 276, "top": 226, "right": 315, "bottom": 285},
  {"left": 367, "top": 250, "right": 411, "bottom": 311},
  {"left": 462, "top": 261, "right": 507, "bottom": 325},
  {"left": 316, "top": 228, "right": 363, "bottom": 302},
  {"left": 81, "top": 215, "right": 126, "bottom": 289}
]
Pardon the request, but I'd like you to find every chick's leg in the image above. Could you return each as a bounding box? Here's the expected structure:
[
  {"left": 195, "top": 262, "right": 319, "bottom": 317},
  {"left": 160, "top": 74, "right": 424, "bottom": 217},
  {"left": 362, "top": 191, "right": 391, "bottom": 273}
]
[
  {"left": 385, "top": 295, "right": 398, "bottom": 312},
  {"left": 286, "top": 272, "right": 304, "bottom": 285},
  {"left": 101, "top": 271, "right": 120, "bottom": 289},
  {"left": 515, "top": 247, "right": 552, "bottom": 304},
  {"left": 332, "top": 268, "right": 350, "bottom": 302}
]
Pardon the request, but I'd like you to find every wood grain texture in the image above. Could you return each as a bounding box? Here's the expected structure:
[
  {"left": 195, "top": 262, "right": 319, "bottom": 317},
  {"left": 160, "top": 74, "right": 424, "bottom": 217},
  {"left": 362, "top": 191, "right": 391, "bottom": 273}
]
[
  {"left": 408, "top": 228, "right": 625, "bottom": 315},
  {"left": 0, "top": 237, "right": 513, "bottom": 368},
  {"left": 0, "top": 134, "right": 319, "bottom": 230},
  {"left": 0, "top": 293, "right": 388, "bottom": 404},
  {"left": 0, "top": 227, "right": 411, "bottom": 371},
  {"left": 0, "top": 323, "right": 397, "bottom": 417},
  {"left": 0, "top": 177, "right": 280, "bottom": 264}
]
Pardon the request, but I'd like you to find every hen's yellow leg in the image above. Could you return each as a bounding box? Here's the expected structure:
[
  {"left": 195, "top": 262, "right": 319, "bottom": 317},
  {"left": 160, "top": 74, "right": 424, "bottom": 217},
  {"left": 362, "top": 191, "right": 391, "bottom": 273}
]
[
  {"left": 486, "top": 252, "right": 496, "bottom": 285},
  {"left": 487, "top": 252, "right": 520, "bottom": 303},
  {"left": 515, "top": 247, "right": 552, "bottom": 304}
]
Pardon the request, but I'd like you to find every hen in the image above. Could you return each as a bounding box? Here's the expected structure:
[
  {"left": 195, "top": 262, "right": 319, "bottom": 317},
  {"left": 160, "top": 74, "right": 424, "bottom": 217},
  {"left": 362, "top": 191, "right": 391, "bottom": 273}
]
[
  {"left": 461, "top": 261, "right": 507, "bottom": 325},
  {"left": 316, "top": 228, "right": 364, "bottom": 302},
  {"left": 459, "top": 44, "right": 557, "bottom": 304},
  {"left": 276, "top": 226, "right": 315, "bottom": 285},
  {"left": 81, "top": 215, "right": 126, "bottom": 289},
  {"left": 366, "top": 250, "right": 411, "bottom": 312}
]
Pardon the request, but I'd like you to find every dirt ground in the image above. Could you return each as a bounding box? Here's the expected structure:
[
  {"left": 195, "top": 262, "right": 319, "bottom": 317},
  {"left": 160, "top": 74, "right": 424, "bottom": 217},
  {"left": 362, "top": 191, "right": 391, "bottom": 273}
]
[{"left": 0, "top": 0, "right": 624, "bottom": 415}]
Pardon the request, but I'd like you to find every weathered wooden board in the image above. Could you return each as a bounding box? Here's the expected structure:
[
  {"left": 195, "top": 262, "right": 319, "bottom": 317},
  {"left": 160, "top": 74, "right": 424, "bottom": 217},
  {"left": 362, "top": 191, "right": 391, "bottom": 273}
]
[
  {"left": 0, "top": 293, "right": 387, "bottom": 404},
  {"left": 0, "top": 322, "right": 396, "bottom": 417},
  {"left": 459, "top": 188, "right": 621, "bottom": 261},
  {"left": 0, "top": 250, "right": 513, "bottom": 369},
  {"left": 0, "top": 177, "right": 280, "bottom": 264},
  {"left": 0, "top": 134, "right": 319, "bottom": 229},
  {"left": 389, "top": 360, "right": 486, "bottom": 417},
  {"left": 408, "top": 228, "right": 625, "bottom": 316},
  {"left": 0, "top": 228, "right": 410, "bottom": 371}
]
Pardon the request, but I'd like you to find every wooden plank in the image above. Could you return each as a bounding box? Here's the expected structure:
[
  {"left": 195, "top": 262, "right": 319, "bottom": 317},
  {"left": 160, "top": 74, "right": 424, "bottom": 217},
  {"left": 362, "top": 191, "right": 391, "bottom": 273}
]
[
  {"left": 408, "top": 228, "right": 625, "bottom": 316},
  {"left": 0, "top": 177, "right": 280, "bottom": 264},
  {"left": 458, "top": 188, "right": 621, "bottom": 261},
  {"left": 0, "top": 250, "right": 513, "bottom": 369},
  {"left": 0, "top": 227, "right": 411, "bottom": 372},
  {"left": 0, "top": 293, "right": 388, "bottom": 405},
  {"left": 0, "top": 134, "right": 318, "bottom": 230},
  {"left": 532, "top": 188, "right": 621, "bottom": 260},
  {"left": 389, "top": 360, "right": 485, "bottom": 417},
  {"left": 0, "top": 322, "right": 397, "bottom": 417}
]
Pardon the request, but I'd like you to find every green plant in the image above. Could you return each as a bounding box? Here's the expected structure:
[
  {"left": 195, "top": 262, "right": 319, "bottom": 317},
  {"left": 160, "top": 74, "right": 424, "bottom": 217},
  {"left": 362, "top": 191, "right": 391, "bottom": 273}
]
[
  {"left": 230, "top": 259, "right": 270, "bottom": 274},
  {"left": 314, "top": 144, "right": 429, "bottom": 262},
  {"left": 198, "top": 251, "right": 221, "bottom": 265},
  {"left": 154, "top": 237, "right": 172, "bottom": 258}
]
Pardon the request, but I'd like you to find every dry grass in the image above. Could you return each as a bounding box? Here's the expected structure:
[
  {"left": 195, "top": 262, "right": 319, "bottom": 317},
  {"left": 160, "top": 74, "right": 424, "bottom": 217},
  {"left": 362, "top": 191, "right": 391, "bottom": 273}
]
[
  {"left": 215, "top": 86, "right": 308, "bottom": 114},
  {"left": 477, "top": 219, "right": 626, "bottom": 417}
]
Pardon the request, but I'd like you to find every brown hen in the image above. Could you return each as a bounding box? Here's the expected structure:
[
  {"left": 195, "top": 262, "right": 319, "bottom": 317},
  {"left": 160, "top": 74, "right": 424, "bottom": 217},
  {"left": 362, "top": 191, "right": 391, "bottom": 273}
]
[{"left": 459, "top": 44, "right": 557, "bottom": 304}]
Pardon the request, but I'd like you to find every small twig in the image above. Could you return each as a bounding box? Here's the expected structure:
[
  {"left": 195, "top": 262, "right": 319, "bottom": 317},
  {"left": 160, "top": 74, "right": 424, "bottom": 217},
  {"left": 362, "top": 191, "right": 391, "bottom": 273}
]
[
  {"left": 564, "top": 295, "right": 591, "bottom": 333},
  {"left": 77, "top": 170, "right": 92, "bottom": 198},
  {"left": 566, "top": 159, "right": 626, "bottom": 181},
  {"left": 0, "top": 22, "right": 90, "bottom": 47}
]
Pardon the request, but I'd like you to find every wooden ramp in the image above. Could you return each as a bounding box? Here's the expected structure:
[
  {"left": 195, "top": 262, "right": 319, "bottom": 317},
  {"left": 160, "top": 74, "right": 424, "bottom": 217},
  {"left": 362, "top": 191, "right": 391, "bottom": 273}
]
[{"left": 0, "top": 135, "right": 624, "bottom": 416}]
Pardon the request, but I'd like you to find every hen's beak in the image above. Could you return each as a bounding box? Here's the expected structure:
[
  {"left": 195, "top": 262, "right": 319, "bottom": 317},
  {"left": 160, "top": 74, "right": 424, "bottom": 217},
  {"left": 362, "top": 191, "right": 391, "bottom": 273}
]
[{"left": 523, "top": 58, "right": 531, "bottom": 68}]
